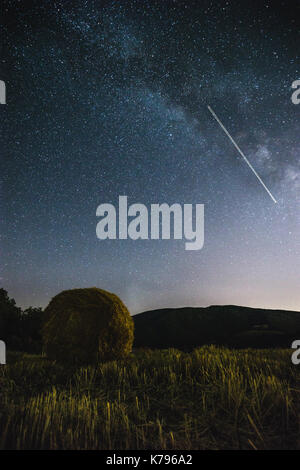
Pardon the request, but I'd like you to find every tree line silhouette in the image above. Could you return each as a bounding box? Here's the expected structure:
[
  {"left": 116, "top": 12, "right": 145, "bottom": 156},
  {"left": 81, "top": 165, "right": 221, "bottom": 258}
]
[{"left": 0, "top": 289, "right": 43, "bottom": 353}]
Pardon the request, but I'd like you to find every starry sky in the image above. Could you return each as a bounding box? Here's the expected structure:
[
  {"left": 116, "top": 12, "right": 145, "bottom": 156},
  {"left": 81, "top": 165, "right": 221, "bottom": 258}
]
[{"left": 1, "top": 0, "right": 299, "bottom": 313}]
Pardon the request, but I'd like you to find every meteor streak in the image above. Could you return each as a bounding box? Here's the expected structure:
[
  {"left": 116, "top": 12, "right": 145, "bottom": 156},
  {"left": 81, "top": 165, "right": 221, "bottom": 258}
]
[{"left": 208, "top": 105, "right": 277, "bottom": 203}]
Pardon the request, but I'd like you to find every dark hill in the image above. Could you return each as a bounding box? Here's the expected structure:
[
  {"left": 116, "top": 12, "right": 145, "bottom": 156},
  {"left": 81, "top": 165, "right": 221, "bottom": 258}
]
[{"left": 133, "top": 305, "right": 300, "bottom": 349}]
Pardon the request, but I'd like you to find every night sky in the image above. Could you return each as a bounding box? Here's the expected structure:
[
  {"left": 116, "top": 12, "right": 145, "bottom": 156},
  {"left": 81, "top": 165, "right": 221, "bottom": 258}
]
[{"left": 1, "top": 0, "right": 299, "bottom": 313}]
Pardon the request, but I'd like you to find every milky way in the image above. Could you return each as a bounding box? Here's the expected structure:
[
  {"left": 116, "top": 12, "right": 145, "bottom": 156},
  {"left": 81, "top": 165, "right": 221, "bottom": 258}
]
[{"left": 1, "top": 0, "right": 299, "bottom": 312}]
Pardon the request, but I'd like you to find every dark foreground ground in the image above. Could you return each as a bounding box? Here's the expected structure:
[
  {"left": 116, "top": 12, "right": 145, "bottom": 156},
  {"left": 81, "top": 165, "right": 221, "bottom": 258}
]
[{"left": 0, "top": 346, "right": 299, "bottom": 450}]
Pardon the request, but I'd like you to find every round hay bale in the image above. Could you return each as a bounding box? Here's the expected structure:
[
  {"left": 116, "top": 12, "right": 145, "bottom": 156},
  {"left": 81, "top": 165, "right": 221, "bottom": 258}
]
[{"left": 42, "top": 288, "right": 134, "bottom": 364}]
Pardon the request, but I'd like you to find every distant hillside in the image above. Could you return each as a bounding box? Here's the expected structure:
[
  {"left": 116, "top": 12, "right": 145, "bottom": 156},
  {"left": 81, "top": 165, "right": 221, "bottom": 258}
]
[{"left": 133, "top": 305, "right": 300, "bottom": 349}]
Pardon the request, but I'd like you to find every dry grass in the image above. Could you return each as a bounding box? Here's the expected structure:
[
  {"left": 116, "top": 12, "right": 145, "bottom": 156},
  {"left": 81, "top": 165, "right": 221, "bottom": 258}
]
[{"left": 0, "top": 346, "right": 299, "bottom": 450}]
